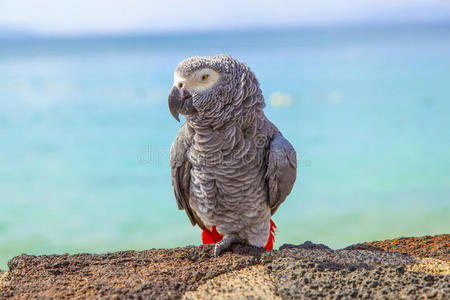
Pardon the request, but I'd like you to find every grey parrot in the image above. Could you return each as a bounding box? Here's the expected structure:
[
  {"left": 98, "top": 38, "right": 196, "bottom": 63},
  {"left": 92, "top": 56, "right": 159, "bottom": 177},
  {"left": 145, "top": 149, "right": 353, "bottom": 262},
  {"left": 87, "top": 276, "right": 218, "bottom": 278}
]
[{"left": 168, "top": 54, "right": 297, "bottom": 257}]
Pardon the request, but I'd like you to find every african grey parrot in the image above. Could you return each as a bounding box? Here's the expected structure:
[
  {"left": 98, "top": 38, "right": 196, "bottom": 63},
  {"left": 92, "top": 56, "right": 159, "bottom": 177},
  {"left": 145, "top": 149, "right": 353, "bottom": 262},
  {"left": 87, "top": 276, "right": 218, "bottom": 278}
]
[{"left": 168, "top": 54, "right": 297, "bottom": 257}]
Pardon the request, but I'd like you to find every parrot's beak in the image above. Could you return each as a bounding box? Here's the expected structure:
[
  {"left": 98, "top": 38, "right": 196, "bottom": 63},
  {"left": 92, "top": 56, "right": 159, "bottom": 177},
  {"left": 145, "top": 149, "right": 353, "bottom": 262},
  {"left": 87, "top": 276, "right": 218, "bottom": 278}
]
[
  {"left": 168, "top": 86, "right": 182, "bottom": 122},
  {"left": 168, "top": 86, "right": 195, "bottom": 122}
]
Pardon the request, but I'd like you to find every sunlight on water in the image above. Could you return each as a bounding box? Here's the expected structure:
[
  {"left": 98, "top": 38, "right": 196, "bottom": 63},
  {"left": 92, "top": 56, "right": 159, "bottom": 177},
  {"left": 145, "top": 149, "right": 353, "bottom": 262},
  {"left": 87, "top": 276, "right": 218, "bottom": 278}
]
[{"left": 0, "top": 27, "right": 449, "bottom": 269}]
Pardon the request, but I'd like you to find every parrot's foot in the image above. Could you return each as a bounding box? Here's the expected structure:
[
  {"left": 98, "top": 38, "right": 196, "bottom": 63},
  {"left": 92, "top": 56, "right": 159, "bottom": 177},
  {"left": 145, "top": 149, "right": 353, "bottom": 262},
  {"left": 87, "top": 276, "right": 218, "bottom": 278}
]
[{"left": 214, "top": 234, "right": 245, "bottom": 257}]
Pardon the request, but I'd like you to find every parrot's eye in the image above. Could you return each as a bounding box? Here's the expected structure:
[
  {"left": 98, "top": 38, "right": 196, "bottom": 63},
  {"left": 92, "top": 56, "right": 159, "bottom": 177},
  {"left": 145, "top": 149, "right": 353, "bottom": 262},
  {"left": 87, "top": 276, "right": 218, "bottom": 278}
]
[{"left": 201, "top": 74, "right": 209, "bottom": 81}]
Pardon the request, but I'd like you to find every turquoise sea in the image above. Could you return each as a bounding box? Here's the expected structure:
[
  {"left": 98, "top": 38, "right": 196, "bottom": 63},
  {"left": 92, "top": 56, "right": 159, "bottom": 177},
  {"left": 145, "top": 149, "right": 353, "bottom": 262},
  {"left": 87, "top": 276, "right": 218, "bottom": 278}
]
[{"left": 1, "top": 26, "right": 449, "bottom": 269}]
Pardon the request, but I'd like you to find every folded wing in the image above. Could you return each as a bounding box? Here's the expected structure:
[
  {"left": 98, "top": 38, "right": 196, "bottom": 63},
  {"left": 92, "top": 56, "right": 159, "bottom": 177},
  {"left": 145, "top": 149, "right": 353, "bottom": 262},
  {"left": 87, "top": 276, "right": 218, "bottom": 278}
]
[
  {"left": 170, "top": 124, "right": 199, "bottom": 226},
  {"left": 266, "top": 132, "right": 297, "bottom": 214}
]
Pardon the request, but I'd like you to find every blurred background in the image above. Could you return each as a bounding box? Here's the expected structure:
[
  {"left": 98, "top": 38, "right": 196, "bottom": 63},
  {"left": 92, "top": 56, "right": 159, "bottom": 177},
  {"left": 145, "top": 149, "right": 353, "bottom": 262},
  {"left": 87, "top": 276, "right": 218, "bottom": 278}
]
[{"left": 1, "top": 0, "right": 449, "bottom": 269}]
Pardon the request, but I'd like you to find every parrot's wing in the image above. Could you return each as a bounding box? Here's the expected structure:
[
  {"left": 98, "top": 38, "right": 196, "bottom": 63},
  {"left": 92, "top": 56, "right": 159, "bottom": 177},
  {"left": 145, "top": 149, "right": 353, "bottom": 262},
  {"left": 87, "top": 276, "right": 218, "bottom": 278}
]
[
  {"left": 170, "top": 124, "right": 199, "bottom": 227},
  {"left": 266, "top": 132, "right": 297, "bottom": 215}
]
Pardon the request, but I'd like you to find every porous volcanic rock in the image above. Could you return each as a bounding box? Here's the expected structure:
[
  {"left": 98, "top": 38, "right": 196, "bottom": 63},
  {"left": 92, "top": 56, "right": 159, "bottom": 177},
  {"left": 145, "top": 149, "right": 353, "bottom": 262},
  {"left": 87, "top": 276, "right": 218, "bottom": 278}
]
[
  {"left": 365, "top": 234, "right": 449, "bottom": 262},
  {"left": 0, "top": 235, "right": 448, "bottom": 299},
  {"left": 0, "top": 244, "right": 261, "bottom": 299}
]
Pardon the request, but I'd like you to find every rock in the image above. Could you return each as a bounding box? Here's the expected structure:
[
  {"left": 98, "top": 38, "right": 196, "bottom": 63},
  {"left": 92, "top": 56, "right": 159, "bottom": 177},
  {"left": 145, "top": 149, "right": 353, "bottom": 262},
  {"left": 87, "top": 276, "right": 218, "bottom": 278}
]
[
  {"left": 0, "top": 235, "right": 449, "bottom": 299},
  {"left": 280, "top": 240, "right": 332, "bottom": 251},
  {"left": 365, "top": 234, "right": 449, "bottom": 262}
]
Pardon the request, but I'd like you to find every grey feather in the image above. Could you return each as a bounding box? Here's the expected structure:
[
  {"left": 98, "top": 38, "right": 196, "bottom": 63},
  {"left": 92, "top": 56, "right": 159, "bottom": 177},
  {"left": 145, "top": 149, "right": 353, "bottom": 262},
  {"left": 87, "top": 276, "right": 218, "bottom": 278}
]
[
  {"left": 169, "top": 123, "right": 197, "bottom": 226},
  {"left": 266, "top": 132, "right": 297, "bottom": 214}
]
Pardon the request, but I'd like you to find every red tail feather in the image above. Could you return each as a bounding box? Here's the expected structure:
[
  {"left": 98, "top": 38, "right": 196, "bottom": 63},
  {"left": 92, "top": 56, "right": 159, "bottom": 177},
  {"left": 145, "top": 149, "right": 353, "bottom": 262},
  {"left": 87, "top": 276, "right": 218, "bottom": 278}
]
[
  {"left": 264, "top": 219, "right": 277, "bottom": 250},
  {"left": 201, "top": 220, "right": 277, "bottom": 251},
  {"left": 202, "top": 226, "right": 223, "bottom": 244}
]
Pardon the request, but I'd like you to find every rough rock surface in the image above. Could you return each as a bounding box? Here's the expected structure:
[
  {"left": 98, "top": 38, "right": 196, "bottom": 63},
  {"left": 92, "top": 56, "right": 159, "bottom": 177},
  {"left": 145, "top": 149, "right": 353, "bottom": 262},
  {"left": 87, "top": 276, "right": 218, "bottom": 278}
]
[
  {"left": 365, "top": 234, "right": 449, "bottom": 262},
  {"left": 264, "top": 243, "right": 447, "bottom": 299},
  {"left": 0, "top": 244, "right": 262, "bottom": 299},
  {"left": 182, "top": 265, "right": 281, "bottom": 300},
  {"left": 0, "top": 235, "right": 448, "bottom": 299}
]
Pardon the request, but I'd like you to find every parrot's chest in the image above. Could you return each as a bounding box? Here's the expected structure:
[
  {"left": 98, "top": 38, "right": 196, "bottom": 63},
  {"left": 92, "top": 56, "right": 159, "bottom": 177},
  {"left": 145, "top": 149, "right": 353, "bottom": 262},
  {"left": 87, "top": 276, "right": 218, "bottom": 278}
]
[
  {"left": 187, "top": 130, "right": 264, "bottom": 184},
  {"left": 186, "top": 128, "right": 268, "bottom": 222}
]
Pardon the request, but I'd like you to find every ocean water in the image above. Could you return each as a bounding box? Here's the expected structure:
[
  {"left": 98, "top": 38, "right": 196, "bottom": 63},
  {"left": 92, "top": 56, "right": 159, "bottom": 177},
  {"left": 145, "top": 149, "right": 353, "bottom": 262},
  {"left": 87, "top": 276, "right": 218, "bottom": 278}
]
[{"left": 1, "top": 26, "right": 449, "bottom": 269}]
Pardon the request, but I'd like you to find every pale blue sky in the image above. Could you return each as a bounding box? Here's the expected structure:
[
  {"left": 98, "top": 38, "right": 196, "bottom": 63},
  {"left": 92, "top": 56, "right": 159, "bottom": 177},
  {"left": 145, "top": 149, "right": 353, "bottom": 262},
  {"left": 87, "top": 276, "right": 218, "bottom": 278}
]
[{"left": 0, "top": 0, "right": 449, "bottom": 36}]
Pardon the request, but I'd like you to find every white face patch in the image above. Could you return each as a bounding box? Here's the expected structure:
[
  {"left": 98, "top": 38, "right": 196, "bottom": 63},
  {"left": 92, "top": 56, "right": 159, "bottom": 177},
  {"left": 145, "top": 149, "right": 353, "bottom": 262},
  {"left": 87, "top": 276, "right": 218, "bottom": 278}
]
[{"left": 173, "top": 68, "right": 220, "bottom": 94}]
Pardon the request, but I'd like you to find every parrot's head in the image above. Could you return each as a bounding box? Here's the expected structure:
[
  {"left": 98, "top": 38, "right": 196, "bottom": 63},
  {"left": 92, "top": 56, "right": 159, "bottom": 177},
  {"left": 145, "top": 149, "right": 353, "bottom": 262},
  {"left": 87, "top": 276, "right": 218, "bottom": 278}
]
[{"left": 168, "top": 54, "right": 264, "bottom": 125}]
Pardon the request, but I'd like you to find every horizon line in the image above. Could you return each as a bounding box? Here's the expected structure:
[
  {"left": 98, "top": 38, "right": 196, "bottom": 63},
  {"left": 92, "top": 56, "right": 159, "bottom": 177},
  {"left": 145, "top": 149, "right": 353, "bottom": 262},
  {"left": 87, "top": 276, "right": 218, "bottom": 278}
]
[{"left": 1, "top": 20, "right": 449, "bottom": 40}]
